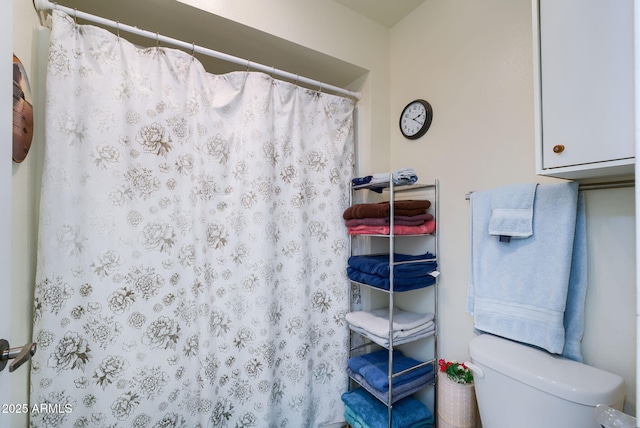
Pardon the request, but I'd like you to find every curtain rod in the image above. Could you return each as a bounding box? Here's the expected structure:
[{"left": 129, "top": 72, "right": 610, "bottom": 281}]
[
  {"left": 33, "top": 0, "right": 362, "bottom": 101},
  {"left": 464, "top": 179, "right": 635, "bottom": 200}
]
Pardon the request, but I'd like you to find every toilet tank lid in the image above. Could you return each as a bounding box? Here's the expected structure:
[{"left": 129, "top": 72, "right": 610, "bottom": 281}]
[{"left": 469, "top": 334, "right": 625, "bottom": 406}]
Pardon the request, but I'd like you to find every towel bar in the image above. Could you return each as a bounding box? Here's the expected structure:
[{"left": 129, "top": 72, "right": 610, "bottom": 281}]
[{"left": 465, "top": 179, "right": 634, "bottom": 200}]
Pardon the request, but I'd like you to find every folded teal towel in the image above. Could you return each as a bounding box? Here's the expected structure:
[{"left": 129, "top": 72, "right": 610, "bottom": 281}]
[
  {"left": 488, "top": 183, "right": 537, "bottom": 238},
  {"left": 468, "top": 182, "right": 587, "bottom": 361},
  {"left": 344, "top": 405, "right": 367, "bottom": 428},
  {"left": 342, "top": 388, "right": 434, "bottom": 428},
  {"left": 344, "top": 403, "right": 433, "bottom": 428}
]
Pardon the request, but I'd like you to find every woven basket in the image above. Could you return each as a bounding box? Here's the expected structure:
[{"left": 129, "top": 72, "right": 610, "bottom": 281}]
[{"left": 437, "top": 370, "right": 477, "bottom": 428}]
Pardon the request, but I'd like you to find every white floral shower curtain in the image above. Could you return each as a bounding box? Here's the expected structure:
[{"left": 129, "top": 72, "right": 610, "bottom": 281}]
[{"left": 31, "top": 11, "right": 355, "bottom": 428}]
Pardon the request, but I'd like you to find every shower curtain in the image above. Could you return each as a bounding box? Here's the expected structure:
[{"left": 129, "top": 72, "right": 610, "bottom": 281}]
[{"left": 31, "top": 11, "right": 355, "bottom": 428}]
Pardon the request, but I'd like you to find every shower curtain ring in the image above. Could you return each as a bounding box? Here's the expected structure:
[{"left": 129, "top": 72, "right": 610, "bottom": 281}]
[
  {"left": 191, "top": 43, "right": 195, "bottom": 61},
  {"left": 246, "top": 59, "right": 251, "bottom": 72},
  {"left": 156, "top": 32, "right": 160, "bottom": 48},
  {"left": 73, "top": 8, "right": 77, "bottom": 25},
  {"left": 116, "top": 21, "right": 120, "bottom": 40}
]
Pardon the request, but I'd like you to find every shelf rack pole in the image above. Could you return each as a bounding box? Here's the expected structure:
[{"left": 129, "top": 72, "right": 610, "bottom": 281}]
[{"left": 388, "top": 173, "right": 395, "bottom": 428}]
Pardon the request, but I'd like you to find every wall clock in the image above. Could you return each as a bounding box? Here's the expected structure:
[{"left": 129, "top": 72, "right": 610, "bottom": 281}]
[{"left": 399, "top": 99, "right": 432, "bottom": 140}]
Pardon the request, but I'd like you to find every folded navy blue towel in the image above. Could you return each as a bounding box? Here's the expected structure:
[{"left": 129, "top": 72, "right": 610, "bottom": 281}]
[
  {"left": 348, "top": 253, "right": 437, "bottom": 278},
  {"left": 347, "top": 268, "right": 436, "bottom": 291},
  {"left": 346, "top": 367, "right": 434, "bottom": 405},
  {"left": 348, "top": 349, "right": 433, "bottom": 391},
  {"left": 352, "top": 175, "right": 373, "bottom": 186}
]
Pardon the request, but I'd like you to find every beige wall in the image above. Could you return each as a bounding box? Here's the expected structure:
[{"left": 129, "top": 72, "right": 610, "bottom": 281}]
[
  {"left": 11, "top": 1, "right": 45, "bottom": 427},
  {"left": 391, "top": 0, "right": 636, "bottom": 415}
]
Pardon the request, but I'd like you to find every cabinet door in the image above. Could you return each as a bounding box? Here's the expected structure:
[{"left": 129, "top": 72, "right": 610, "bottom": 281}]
[{"left": 535, "top": 0, "right": 634, "bottom": 178}]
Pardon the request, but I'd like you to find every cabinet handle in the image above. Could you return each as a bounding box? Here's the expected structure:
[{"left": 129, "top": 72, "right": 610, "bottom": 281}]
[{"left": 553, "top": 144, "right": 565, "bottom": 154}]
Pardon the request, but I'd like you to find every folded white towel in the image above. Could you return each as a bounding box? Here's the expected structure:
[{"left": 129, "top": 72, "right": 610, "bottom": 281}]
[
  {"left": 345, "top": 308, "right": 434, "bottom": 338},
  {"left": 348, "top": 323, "right": 436, "bottom": 348},
  {"left": 372, "top": 172, "right": 391, "bottom": 181},
  {"left": 348, "top": 321, "right": 435, "bottom": 340},
  {"left": 368, "top": 168, "right": 418, "bottom": 186}
]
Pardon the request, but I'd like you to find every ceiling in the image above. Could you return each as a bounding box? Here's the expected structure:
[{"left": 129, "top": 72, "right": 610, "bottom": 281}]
[{"left": 333, "top": 0, "right": 426, "bottom": 27}]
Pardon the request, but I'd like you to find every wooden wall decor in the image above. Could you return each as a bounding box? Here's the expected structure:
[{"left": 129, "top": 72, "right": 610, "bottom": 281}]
[{"left": 12, "top": 54, "right": 33, "bottom": 163}]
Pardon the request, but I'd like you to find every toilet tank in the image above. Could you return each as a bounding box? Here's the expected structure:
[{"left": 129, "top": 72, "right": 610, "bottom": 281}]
[{"left": 468, "top": 334, "right": 625, "bottom": 428}]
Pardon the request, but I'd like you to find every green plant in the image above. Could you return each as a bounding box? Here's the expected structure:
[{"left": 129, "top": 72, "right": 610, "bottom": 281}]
[{"left": 438, "top": 359, "right": 473, "bottom": 384}]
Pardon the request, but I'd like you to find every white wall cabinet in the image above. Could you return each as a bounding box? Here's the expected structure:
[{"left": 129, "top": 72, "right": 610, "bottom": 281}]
[{"left": 533, "top": 0, "right": 635, "bottom": 180}]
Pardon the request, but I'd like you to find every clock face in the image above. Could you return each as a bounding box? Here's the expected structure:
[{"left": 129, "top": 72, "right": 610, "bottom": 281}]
[{"left": 399, "top": 99, "right": 432, "bottom": 140}]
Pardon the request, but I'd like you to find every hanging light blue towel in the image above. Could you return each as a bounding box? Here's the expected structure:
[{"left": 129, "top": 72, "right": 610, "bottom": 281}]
[
  {"left": 467, "top": 182, "right": 587, "bottom": 361},
  {"left": 488, "top": 183, "right": 538, "bottom": 239}
]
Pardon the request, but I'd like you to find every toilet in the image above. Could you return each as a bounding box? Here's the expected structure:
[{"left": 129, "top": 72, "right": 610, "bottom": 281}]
[{"left": 466, "top": 334, "right": 625, "bottom": 428}]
